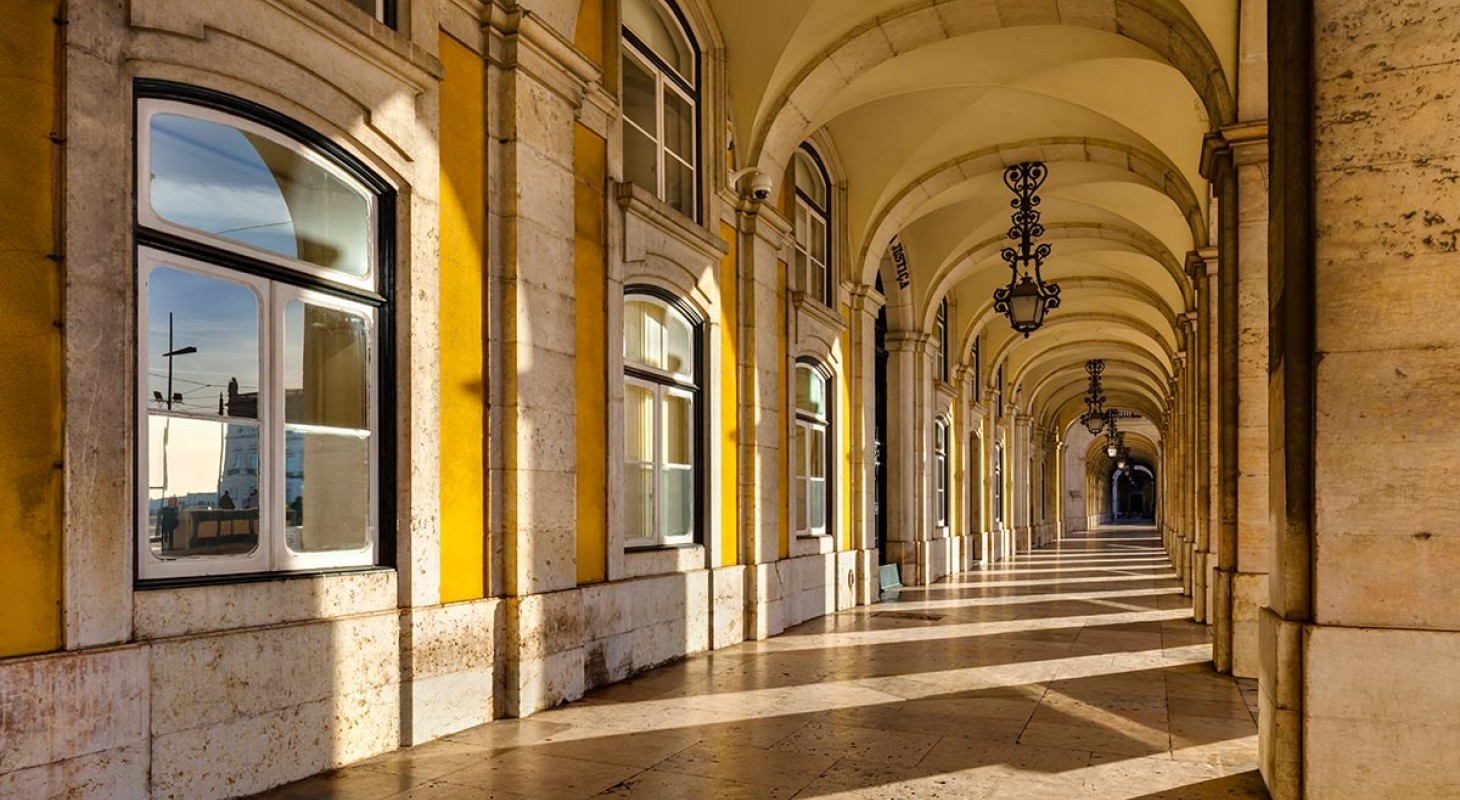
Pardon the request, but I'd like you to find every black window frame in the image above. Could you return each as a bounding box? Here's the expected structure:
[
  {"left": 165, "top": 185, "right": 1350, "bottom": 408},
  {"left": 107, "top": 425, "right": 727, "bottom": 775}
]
[
  {"left": 622, "top": 284, "right": 707, "bottom": 548},
  {"left": 132, "top": 80, "right": 396, "bottom": 587},
  {"left": 620, "top": 0, "right": 703, "bottom": 223},
  {"left": 793, "top": 145, "right": 834, "bottom": 306},
  {"left": 793, "top": 358, "right": 835, "bottom": 538}
]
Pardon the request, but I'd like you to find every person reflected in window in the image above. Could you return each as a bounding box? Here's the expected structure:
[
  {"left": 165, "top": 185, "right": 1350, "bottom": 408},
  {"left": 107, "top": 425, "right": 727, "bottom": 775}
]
[
  {"left": 159, "top": 497, "right": 180, "bottom": 550},
  {"left": 219, "top": 489, "right": 235, "bottom": 509},
  {"left": 244, "top": 488, "right": 259, "bottom": 510}
]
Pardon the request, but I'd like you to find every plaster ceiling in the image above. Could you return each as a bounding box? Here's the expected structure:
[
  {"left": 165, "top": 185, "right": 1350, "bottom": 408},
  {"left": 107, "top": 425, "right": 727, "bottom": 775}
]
[{"left": 706, "top": 0, "right": 1238, "bottom": 448}]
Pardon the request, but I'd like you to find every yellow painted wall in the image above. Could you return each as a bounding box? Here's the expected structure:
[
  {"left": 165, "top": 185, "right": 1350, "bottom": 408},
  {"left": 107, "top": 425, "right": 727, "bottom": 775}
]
[
  {"left": 778, "top": 260, "right": 790, "bottom": 559},
  {"left": 719, "top": 224, "right": 739, "bottom": 567},
  {"left": 0, "top": 3, "right": 62, "bottom": 657},
  {"left": 574, "top": 0, "right": 605, "bottom": 66},
  {"left": 438, "top": 34, "right": 489, "bottom": 603},
  {"left": 574, "top": 123, "right": 608, "bottom": 585}
]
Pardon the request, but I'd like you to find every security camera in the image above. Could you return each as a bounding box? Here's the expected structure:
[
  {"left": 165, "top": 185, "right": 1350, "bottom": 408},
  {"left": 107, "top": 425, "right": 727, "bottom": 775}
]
[
  {"left": 731, "top": 168, "right": 774, "bottom": 203},
  {"left": 749, "top": 171, "right": 774, "bottom": 202}
]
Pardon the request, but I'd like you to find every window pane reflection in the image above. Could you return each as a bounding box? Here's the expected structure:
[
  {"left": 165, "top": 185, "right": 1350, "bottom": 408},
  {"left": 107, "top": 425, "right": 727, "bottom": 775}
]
[
  {"left": 625, "top": 463, "right": 653, "bottom": 540},
  {"left": 664, "top": 91, "right": 693, "bottom": 162},
  {"left": 284, "top": 428, "right": 370, "bottom": 553},
  {"left": 149, "top": 113, "right": 372, "bottom": 279},
  {"left": 662, "top": 465, "right": 692, "bottom": 538},
  {"left": 147, "top": 415, "right": 260, "bottom": 558},
  {"left": 148, "top": 267, "right": 260, "bottom": 419},
  {"left": 625, "top": 383, "right": 653, "bottom": 461},
  {"left": 623, "top": 54, "right": 657, "bottom": 134},
  {"left": 284, "top": 301, "right": 369, "bottom": 430},
  {"left": 665, "top": 394, "right": 691, "bottom": 465}
]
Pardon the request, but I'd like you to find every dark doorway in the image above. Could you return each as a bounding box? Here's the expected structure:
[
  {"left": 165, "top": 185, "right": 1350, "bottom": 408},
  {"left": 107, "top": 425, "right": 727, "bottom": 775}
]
[{"left": 874, "top": 274, "right": 889, "bottom": 564}]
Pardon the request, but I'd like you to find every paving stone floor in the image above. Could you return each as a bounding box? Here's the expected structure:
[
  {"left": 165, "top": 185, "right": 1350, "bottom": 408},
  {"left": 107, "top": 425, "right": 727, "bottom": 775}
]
[{"left": 253, "top": 525, "right": 1267, "bottom": 799}]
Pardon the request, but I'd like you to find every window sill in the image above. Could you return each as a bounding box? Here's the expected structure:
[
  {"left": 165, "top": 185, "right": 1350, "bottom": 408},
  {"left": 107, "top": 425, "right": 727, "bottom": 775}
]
[
  {"left": 622, "top": 543, "right": 707, "bottom": 578},
  {"left": 617, "top": 181, "right": 729, "bottom": 263},
  {"left": 133, "top": 567, "right": 397, "bottom": 640},
  {"left": 791, "top": 533, "right": 835, "bottom": 558}
]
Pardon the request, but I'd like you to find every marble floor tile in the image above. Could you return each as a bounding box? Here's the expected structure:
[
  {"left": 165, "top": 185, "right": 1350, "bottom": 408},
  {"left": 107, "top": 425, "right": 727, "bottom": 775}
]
[{"left": 249, "top": 526, "right": 1267, "bottom": 800}]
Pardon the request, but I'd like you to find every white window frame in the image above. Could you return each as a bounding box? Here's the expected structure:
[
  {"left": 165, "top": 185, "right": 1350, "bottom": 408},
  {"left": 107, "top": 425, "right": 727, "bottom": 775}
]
[
  {"left": 621, "top": 20, "right": 699, "bottom": 220},
  {"left": 136, "top": 99, "right": 379, "bottom": 294},
  {"left": 793, "top": 149, "right": 831, "bottom": 307},
  {"left": 623, "top": 294, "right": 699, "bottom": 548},
  {"left": 795, "top": 364, "right": 830, "bottom": 537},
  {"left": 136, "top": 252, "right": 380, "bottom": 579},
  {"left": 135, "top": 96, "right": 385, "bottom": 582},
  {"left": 934, "top": 418, "right": 949, "bottom": 528},
  {"left": 933, "top": 299, "right": 948, "bottom": 383}
]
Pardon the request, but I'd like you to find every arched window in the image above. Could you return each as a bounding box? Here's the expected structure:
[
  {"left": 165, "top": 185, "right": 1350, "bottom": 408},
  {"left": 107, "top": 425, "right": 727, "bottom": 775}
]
[
  {"left": 934, "top": 417, "right": 949, "bottom": 527},
  {"left": 793, "top": 147, "right": 831, "bottom": 306},
  {"left": 933, "top": 299, "right": 949, "bottom": 383},
  {"left": 622, "top": 0, "right": 699, "bottom": 219},
  {"left": 623, "top": 290, "right": 701, "bottom": 547},
  {"left": 996, "top": 364, "right": 1005, "bottom": 417},
  {"left": 795, "top": 362, "right": 832, "bottom": 536},
  {"left": 135, "top": 84, "right": 392, "bottom": 580},
  {"left": 971, "top": 336, "right": 980, "bottom": 391}
]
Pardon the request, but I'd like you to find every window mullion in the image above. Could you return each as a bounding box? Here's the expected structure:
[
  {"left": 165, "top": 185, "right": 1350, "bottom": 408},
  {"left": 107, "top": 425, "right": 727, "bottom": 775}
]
[{"left": 267, "top": 282, "right": 282, "bottom": 568}]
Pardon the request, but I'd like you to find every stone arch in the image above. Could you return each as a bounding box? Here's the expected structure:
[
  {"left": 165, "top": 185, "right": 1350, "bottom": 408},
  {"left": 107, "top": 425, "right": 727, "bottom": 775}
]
[
  {"left": 749, "top": 0, "right": 1235, "bottom": 179},
  {"left": 921, "top": 221, "right": 1193, "bottom": 332},
  {"left": 857, "top": 137, "right": 1206, "bottom": 286}
]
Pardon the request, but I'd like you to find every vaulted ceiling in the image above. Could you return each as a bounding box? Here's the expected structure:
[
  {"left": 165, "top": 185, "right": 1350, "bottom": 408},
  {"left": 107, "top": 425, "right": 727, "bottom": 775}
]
[{"left": 708, "top": 0, "right": 1238, "bottom": 443}]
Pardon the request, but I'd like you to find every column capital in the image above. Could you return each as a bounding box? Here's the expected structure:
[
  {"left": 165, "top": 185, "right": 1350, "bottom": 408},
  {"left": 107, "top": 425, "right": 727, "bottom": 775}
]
[
  {"left": 885, "top": 331, "right": 930, "bottom": 354},
  {"left": 1200, "top": 122, "right": 1269, "bottom": 178},
  {"left": 850, "top": 283, "right": 887, "bottom": 318}
]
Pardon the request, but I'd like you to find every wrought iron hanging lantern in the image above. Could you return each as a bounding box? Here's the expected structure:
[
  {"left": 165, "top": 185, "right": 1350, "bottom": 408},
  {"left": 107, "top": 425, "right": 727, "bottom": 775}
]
[
  {"left": 993, "top": 161, "right": 1061, "bottom": 336},
  {"left": 1104, "top": 418, "right": 1123, "bottom": 459},
  {"left": 1080, "top": 359, "right": 1106, "bottom": 435}
]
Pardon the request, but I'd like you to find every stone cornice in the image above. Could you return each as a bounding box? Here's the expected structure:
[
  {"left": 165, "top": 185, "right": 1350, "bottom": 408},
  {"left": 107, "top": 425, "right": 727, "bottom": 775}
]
[
  {"left": 486, "top": 3, "right": 602, "bottom": 107},
  {"left": 617, "top": 182, "right": 729, "bottom": 261}
]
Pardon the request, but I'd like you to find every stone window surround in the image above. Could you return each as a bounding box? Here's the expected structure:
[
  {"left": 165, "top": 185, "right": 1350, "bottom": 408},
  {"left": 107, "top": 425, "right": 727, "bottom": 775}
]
[
  {"left": 60, "top": 2, "right": 439, "bottom": 650},
  {"left": 609, "top": 179, "right": 728, "bottom": 583}
]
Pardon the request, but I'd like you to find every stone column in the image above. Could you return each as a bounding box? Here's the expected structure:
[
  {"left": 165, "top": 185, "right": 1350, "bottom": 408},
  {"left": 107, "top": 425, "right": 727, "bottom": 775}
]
[
  {"left": 742, "top": 206, "right": 791, "bottom": 638},
  {"left": 1012, "top": 414, "right": 1032, "bottom": 552},
  {"left": 1267, "top": 2, "right": 1460, "bottom": 797},
  {"left": 883, "top": 332, "right": 927, "bottom": 584},
  {"left": 1179, "top": 315, "right": 1191, "bottom": 595},
  {"left": 1188, "top": 257, "right": 1213, "bottom": 623},
  {"left": 1260, "top": 1, "right": 1311, "bottom": 794},
  {"left": 849, "top": 285, "right": 886, "bottom": 603},
  {"left": 488, "top": 10, "right": 597, "bottom": 716}
]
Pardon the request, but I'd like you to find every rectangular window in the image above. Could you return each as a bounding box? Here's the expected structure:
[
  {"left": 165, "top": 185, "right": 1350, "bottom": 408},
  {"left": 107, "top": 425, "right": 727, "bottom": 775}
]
[
  {"left": 623, "top": 377, "right": 696, "bottom": 546},
  {"left": 934, "top": 421, "right": 948, "bottom": 527},
  {"left": 345, "top": 0, "right": 394, "bottom": 26}
]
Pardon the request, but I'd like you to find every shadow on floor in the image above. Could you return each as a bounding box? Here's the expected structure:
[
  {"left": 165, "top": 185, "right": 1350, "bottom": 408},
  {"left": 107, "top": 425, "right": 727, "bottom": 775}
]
[{"left": 252, "top": 526, "right": 1269, "bottom": 800}]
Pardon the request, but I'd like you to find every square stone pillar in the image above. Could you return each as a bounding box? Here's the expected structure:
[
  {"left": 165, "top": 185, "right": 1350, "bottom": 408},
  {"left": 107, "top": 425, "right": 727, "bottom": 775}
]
[
  {"left": 849, "top": 286, "right": 886, "bottom": 603},
  {"left": 486, "top": 11, "right": 600, "bottom": 717}
]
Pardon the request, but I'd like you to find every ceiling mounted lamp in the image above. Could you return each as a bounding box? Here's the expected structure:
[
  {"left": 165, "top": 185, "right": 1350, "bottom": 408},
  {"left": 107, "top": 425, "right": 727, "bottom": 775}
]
[
  {"left": 993, "top": 161, "right": 1061, "bottom": 337},
  {"left": 1104, "top": 421, "right": 1124, "bottom": 459},
  {"left": 1080, "top": 359, "right": 1106, "bottom": 435}
]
